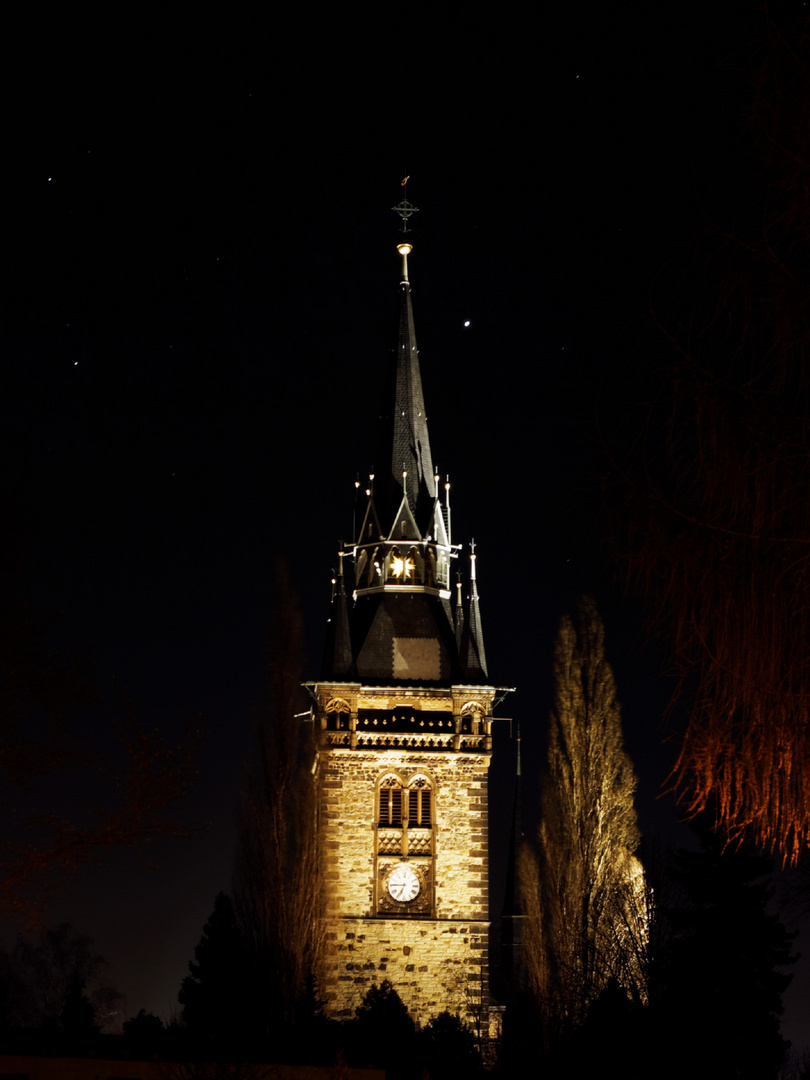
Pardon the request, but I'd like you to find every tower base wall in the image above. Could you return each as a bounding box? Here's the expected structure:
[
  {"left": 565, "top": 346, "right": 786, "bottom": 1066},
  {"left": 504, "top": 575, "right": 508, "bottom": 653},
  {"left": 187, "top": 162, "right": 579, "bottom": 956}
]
[{"left": 321, "top": 916, "right": 489, "bottom": 1027}]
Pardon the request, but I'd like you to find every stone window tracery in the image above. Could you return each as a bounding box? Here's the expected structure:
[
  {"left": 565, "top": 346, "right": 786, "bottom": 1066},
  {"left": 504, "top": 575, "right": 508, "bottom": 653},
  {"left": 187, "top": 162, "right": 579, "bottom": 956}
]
[
  {"left": 375, "top": 771, "right": 435, "bottom": 914},
  {"left": 376, "top": 773, "right": 434, "bottom": 830},
  {"left": 408, "top": 776, "right": 431, "bottom": 827},
  {"left": 378, "top": 774, "right": 403, "bottom": 827}
]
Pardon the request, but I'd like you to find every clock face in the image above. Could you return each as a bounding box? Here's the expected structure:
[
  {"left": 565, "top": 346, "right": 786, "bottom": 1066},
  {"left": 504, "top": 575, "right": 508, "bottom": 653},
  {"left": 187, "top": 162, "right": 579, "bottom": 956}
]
[{"left": 387, "top": 863, "right": 420, "bottom": 903}]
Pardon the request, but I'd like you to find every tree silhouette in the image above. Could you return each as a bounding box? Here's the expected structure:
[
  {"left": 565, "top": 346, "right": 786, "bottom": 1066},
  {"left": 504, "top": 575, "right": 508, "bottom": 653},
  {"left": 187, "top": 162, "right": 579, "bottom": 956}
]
[
  {"left": 232, "top": 561, "right": 319, "bottom": 1038},
  {"left": 352, "top": 980, "right": 416, "bottom": 1077},
  {"left": 609, "top": 7, "right": 810, "bottom": 862},
  {"left": 521, "top": 597, "right": 646, "bottom": 1046},
  {"left": 0, "top": 922, "right": 121, "bottom": 1036},
  {"left": 59, "top": 969, "right": 98, "bottom": 1047},
  {"left": 0, "top": 532, "right": 199, "bottom": 919},
  {"left": 178, "top": 893, "right": 253, "bottom": 1051},
  {"left": 418, "top": 1011, "right": 480, "bottom": 1079},
  {"left": 122, "top": 1008, "right": 166, "bottom": 1059},
  {"left": 653, "top": 817, "right": 795, "bottom": 1079}
]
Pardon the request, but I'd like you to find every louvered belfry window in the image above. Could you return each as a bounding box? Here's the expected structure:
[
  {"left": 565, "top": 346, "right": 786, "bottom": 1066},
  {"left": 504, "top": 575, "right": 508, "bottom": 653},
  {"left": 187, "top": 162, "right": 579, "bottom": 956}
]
[
  {"left": 379, "top": 777, "right": 403, "bottom": 827},
  {"left": 409, "top": 779, "right": 431, "bottom": 827}
]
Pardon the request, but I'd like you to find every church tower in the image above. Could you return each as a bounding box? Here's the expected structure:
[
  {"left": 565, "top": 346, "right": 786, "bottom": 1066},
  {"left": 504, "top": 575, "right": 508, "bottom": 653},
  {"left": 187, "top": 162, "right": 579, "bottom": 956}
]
[{"left": 313, "top": 201, "right": 501, "bottom": 1026}]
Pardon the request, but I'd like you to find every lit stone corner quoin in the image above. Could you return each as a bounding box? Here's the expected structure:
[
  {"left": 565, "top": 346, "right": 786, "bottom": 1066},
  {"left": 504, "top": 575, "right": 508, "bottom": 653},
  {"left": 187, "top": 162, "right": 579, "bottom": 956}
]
[{"left": 308, "top": 230, "right": 513, "bottom": 1027}]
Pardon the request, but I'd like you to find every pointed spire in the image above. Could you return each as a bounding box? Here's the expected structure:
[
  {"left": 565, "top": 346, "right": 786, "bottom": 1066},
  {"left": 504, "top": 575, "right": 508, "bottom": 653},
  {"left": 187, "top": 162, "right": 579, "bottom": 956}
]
[
  {"left": 324, "top": 187, "right": 495, "bottom": 685},
  {"left": 444, "top": 477, "right": 452, "bottom": 547},
  {"left": 390, "top": 242, "right": 436, "bottom": 513},
  {"left": 321, "top": 551, "right": 354, "bottom": 680},
  {"left": 460, "top": 540, "right": 488, "bottom": 681},
  {"left": 455, "top": 577, "right": 465, "bottom": 654}
]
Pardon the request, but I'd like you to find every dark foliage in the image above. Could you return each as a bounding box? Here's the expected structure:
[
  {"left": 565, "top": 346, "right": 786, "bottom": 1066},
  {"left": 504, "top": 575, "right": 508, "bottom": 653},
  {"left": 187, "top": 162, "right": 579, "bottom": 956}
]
[
  {"left": 0, "top": 923, "right": 121, "bottom": 1053},
  {"left": 0, "top": 533, "right": 199, "bottom": 920},
  {"left": 351, "top": 980, "right": 416, "bottom": 1077},
  {"left": 288, "top": 970, "right": 331, "bottom": 1064},
  {"left": 232, "top": 560, "right": 318, "bottom": 1045},
  {"left": 57, "top": 969, "right": 99, "bottom": 1054},
  {"left": 503, "top": 817, "right": 796, "bottom": 1079},
  {"left": 418, "top": 1010, "right": 480, "bottom": 1079},
  {"left": 335, "top": 983, "right": 481, "bottom": 1080},
  {"left": 122, "top": 1008, "right": 166, "bottom": 1059},
  {"left": 780, "top": 1047, "right": 810, "bottom": 1080},
  {"left": 496, "top": 992, "right": 542, "bottom": 1076},
  {"left": 609, "top": 6, "right": 810, "bottom": 861},
  {"left": 177, "top": 894, "right": 330, "bottom": 1065},
  {"left": 649, "top": 818, "right": 795, "bottom": 1079},
  {"left": 178, "top": 893, "right": 254, "bottom": 1053}
]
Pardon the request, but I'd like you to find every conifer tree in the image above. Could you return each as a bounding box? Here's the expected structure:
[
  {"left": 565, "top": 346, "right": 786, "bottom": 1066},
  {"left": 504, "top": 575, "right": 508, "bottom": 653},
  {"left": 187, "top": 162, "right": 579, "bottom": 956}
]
[
  {"left": 178, "top": 893, "right": 252, "bottom": 1049},
  {"left": 352, "top": 980, "right": 416, "bottom": 1078},
  {"left": 522, "top": 597, "right": 646, "bottom": 1043}
]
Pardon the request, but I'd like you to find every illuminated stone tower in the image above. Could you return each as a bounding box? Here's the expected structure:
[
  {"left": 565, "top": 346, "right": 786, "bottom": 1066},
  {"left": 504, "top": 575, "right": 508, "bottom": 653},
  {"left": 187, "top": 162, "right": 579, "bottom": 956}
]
[{"left": 312, "top": 208, "right": 503, "bottom": 1025}]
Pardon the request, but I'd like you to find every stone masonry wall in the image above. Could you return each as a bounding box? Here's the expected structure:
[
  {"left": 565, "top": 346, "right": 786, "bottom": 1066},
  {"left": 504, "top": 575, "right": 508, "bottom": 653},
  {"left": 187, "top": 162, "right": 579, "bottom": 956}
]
[
  {"left": 318, "top": 746, "right": 491, "bottom": 1023},
  {"left": 319, "top": 750, "right": 489, "bottom": 920},
  {"left": 322, "top": 917, "right": 489, "bottom": 1024}
]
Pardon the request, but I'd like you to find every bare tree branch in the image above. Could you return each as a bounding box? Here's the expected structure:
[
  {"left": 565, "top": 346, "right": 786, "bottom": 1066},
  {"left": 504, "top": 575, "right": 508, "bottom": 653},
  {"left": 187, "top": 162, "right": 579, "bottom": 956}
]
[{"left": 609, "top": 12, "right": 810, "bottom": 863}]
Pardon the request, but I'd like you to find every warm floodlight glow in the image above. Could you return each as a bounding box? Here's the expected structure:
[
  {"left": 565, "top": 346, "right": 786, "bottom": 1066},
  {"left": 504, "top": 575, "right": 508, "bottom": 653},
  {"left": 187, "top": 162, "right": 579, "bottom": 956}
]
[{"left": 397, "top": 243, "right": 413, "bottom": 256}]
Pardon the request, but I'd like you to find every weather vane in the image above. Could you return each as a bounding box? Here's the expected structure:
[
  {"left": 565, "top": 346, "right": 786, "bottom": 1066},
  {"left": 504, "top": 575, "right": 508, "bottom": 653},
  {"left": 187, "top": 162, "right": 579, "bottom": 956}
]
[{"left": 392, "top": 175, "right": 419, "bottom": 234}]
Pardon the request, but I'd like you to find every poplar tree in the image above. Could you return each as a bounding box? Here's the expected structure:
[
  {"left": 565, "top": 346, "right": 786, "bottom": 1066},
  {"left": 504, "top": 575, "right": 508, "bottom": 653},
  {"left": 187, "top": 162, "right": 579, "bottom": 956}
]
[
  {"left": 232, "top": 561, "right": 320, "bottom": 1036},
  {"left": 178, "top": 893, "right": 251, "bottom": 1048},
  {"left": 522, "top": 597, "right": 646, "bottom": 1042}
]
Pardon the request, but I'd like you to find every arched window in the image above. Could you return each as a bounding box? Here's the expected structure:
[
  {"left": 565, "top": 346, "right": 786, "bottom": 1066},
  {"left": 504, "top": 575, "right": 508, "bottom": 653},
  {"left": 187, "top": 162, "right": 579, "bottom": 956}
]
[
  {"left": 379, "top": 775, "right": 403, "bottom": 827},
  {"left": 325, "top": 697, "right": 351, "bottom": 731},
  {"left": 408, "top": 776, "right": 432, "bottom": 827}
]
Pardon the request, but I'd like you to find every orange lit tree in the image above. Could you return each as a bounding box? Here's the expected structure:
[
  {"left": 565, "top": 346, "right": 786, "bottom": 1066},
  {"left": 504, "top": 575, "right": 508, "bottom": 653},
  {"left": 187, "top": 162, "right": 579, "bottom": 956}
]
[{"left": 610, "top": 11, "right": 810, "bottom": 863}]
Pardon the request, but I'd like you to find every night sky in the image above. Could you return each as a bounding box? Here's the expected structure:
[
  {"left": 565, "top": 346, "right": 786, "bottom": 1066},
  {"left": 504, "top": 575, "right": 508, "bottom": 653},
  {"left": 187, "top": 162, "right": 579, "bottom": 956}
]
[{"left": 3, "top": 4, "right": 808, "bottom": 1050}]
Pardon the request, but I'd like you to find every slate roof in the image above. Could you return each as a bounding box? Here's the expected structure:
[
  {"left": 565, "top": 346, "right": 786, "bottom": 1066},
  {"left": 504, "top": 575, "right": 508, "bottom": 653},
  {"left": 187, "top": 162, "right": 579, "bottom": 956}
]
[{"left": 321, "top": 249, "right": 489, "bottom": 687}]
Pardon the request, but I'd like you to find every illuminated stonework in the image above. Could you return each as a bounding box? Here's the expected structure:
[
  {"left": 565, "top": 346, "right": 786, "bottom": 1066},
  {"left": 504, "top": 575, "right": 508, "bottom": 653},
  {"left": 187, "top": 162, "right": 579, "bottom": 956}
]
[
  {"left": 314, "top": 236, "right": 497, "bottom": 1026},
  {"left": 314, "top": 681, "right": 494, "bottom": 1023}
]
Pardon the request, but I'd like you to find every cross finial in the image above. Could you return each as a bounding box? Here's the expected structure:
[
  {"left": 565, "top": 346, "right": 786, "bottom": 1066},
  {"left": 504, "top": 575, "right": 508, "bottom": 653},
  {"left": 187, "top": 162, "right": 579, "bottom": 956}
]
[
  {"left": 392, "top": 176, "right": 419, "bottom": 234},
  {"left": 470, "top": 538, "right": 478, "bottom": 593}
]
